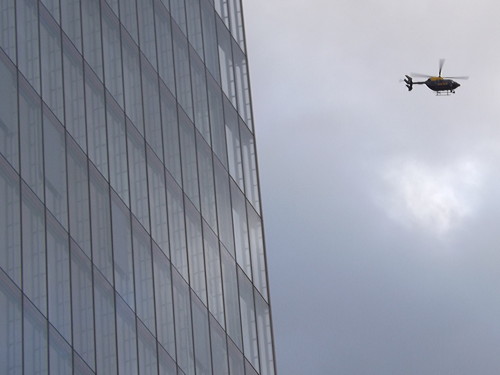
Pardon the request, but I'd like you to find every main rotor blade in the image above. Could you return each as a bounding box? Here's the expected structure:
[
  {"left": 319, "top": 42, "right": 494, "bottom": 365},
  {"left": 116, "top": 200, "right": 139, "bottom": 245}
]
[
  {"left": 444, "top": 76, "right": 469, "bottom": 80},
  {"left": 439, "top": 58, "right": 445, "bottom": 77},
  {"left": 410, "top": 73, "right": 433, "bottom": 78}
]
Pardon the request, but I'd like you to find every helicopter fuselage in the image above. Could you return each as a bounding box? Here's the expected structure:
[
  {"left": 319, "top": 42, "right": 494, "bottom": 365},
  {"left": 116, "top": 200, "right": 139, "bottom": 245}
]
[{"left": 424, "top": 77, "right": 460, "bottom": 92}]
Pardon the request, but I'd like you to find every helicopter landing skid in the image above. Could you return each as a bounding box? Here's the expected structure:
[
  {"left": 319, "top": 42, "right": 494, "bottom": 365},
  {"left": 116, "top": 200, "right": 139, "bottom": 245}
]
[{"left": 436, "top": 91, "right": 455, "bottom": 96}]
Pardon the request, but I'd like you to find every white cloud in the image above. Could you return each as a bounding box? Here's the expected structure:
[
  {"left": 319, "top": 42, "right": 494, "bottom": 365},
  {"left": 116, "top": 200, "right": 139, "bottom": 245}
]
[{"left": 381, "top": 157, "right": 482, "bottom": 236}]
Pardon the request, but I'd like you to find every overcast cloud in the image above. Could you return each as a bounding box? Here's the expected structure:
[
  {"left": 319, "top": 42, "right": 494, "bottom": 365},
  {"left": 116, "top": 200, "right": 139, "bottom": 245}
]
[{"left": 242, "top": 0, "right": 500, "bottom": 373}]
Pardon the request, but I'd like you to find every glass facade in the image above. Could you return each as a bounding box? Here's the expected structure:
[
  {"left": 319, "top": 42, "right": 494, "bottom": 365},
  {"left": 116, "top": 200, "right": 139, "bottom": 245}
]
[{"left": 0, "top": 0, "right": 276, "bottom": 374}]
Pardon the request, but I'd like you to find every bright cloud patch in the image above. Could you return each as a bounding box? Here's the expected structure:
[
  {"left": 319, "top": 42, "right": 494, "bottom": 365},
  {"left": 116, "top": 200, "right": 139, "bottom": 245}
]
[{"left": 382, "top": 158, "right": 482, "bottom": 236}]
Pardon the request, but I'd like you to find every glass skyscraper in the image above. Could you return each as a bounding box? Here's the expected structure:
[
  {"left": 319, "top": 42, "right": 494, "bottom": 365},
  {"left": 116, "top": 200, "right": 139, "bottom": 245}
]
[{"left": 0, "top": 0, "right": 276, "bottom": 374}]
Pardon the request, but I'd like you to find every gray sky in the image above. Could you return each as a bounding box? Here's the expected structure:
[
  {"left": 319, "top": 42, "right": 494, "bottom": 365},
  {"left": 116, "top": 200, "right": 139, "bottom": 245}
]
[{"left": 242, "top": 0, "right": 500, "bottom": 374}]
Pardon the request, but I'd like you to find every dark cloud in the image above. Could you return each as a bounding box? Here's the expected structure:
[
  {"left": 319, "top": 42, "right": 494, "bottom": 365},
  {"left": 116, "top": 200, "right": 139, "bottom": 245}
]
[{"left": 243, "top": 0, "right": 500, "bottom": 373}]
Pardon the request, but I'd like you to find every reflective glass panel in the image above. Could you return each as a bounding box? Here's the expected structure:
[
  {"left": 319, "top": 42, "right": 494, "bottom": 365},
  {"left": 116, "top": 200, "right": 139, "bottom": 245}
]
[
  {"left": 153, "top": 244, "right": 176, "bottom": 358},
  {"left": 62, "top": 36, "right": 86, "bottom": 150},
  {"left": 71, "top": 241, "right": 96, "bottom": 370},
  {"left": 185, "top": 201, "right": 206, "bottom": 304},
  {"left": 132, "top": 219, "right": 156, "bottom": 333},
  {"left": 102, "top": 4, "right": 124, "bottom": 107},
  {"left": 238, "top": 268, "right": 259, "bottom": 370},
  {"left": 46, "top": 215, "right": 71, "bottom": 341},
  {"left": 0, "top": 52, "right": 19, "bottom": 169},
  {"left": 89, "top": 164, "right": 113, "bottom": 283},
  {"left": 0, "top": 158, "right": 21, "bottom": 285},
  {"left": 210, "top": 316, "right": 228, "bottom": 375},
  {"left": 221, "top": 247, "right": 242, "bottom": 349},
  {"left": 122, "top": 30, "right": 144, "bottom": 134},
  {"left": 17, "top": 0, "right": 40, "bottom": 92},
  {"left": 19, "top": 78, "right": 44, "bottom": 200},
  {"left": 204, "top": 222, "right": 224, "bottom": 326},
  {"left": 0, "top": 0, "right": 16, "bottom": 62},
  {"left": 61, "top": 0, "right": 82, "bottom": 51},
  {"left": 81, "top": 0, "right": 103, "bottom": 79},
  {"left": 94, "top": 269, "right": 118, "bottom": 375},
  {"left": 197, "top": 135, "right": 217, "bottom": 233},
  {"left": 127, "top": 120, "right": 150, "bottom": 231},
  {"left": 191, "top": 292, "right": 212, "bottom": 375},
  {"left": 40, "top": 7, "right": 64, "bottom": 122},
  {"left": 43, "top": 109, "right": 68, "bottom": 229},
  {"left": 116, "top": 295, "right": 139, "bottom": 375},
  {"left": 21, "top": 184, "right": 47, "bottom": 315},
  {"left": 0, "top": 270, "right": 22, "bottom": 375},
  {"left": 24, "top": 298, "right": 48, "bottom": 375},
  {"left": 111, "top": 192, "right": 135, "bottom": 309},
  {"left": 179, "top": 111, "right": 200, "bottom": 209},
  {"left": 49, "top": 325, "right": 72, "bottom": 375}
]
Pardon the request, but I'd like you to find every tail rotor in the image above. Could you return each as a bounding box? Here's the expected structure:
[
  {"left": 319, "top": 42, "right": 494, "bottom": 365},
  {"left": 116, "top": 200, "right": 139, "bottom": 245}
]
[{"left": 404, "top": 75, "right": 413, "bottom": 91}]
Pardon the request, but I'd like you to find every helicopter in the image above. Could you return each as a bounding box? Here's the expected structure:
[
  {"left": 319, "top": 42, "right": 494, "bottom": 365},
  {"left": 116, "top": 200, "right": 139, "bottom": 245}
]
[{"left": 404, "top": 59, "right": 468, "bottom": 95}]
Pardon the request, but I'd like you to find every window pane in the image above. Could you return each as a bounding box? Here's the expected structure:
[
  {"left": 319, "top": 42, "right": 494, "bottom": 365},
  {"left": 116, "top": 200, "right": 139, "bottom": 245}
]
[
  {"left": 173, "top": 25, "right": 193, "bottom": 120},
  {"left": 138, "top": 0, "right": 157, "bottom": 68},
  {"left": 40, "top": 7, "right": 64, "bottom": 122},
  {"left": 102, "top": 4, "right": 124, "bottom": 107},
  {"left": 228, "top": 0, "right": 245, "bottom": 50},
  {"left": 200, "top": 1, "right": 220, "bottom": 84},
  {"left": 179, "top": 112, "right": 200, "bottom": 209},
  {"left": 210, "top": 316, "right": 228, "bottom": 375},
  {"left": 204, "top": 223, "right": 224, "bottom": 327},
  {"left": 191, "top": 53, "right": 211, "bottom": 144},
  {"left": 19, "top": 78, "right": 44, "bottom": 200},
  {"left": 224, "top": 98, "right": 244, "bottom": 190},
  {"left": 85, "top": 66, "right": 108, "bottom": 179},
  {"left": 221, "top": 247, "right": 242, "bottom": 349},
  {"left": 67, "top": 137, "right": 91, "bottom": 257},
  {"left": 47, "top": 215, "right": 71, "bottom": 341},
  {"left": 248, "top": 203, "right": 268, "bottom": 300},
  {"left": 233, "top": 43, "right": 253, "bottom": 130},
  {"left": 158, "top": 345, "right": 177, "bottom": 375},
  {"left": 166, "top": 173, "right": 188, "bottom": 279},
  {"left": 241, "top": 124, "right": 260, "bottom": 214},
  {"left": 0, "top": 158, "right": 21, "bottom": 285},
  {"left": 214, "top": 159, "right": 234, "bottom": 255},
  {"left": 207, "top": 74, "right": 227, "bottom": 167},
  {"left": 107, "top": 93, "right": 129, "bottom": 206},
  {"left": 147, "top": 148, "right": 169, "bottom": 255},
  {"left": 138, "top": 319, "right": 159, "bottom": 375},
  {"left": 172, "top": 270, "right": 195, "bottom": 375},
  {"left": 255, "top": 292, "right": 276, "bottom": 375},
  {"left": 155, "top": 3, "right": 176, "bottom": 94},
  {"left": 0, "top": 270, "right": 22, "bottom": 375},
  {"left": 61, "top": 0, "right": 82, "bottom": 52},
  {"left": 122, "top": 30, "right": 144, "bottom": 134},
  {"left": 120, "top": 0, "right": 138, "bottom": 42},
  {"left": 160, "top": 86, "right": 182, "bottom": 184},
  {"left": 142, "top": 58, "right": 163, "bottom": 160},
  {"left": 197, "top": 135, "right": 217, "bottom": 233},
  {"left": 191, "top": 293, "right": 212, "bottom": 375},
  {"left": 49, "top": 325, "right": 73, "bottom": 375},
  {"left": 17, "top": 0, "right": 40, "bottom": 92},
  {"left": 94, "top": 269, "right": 118, "bottom": 375},
  {"left": 231, "top": 182, "right": 251, "bottom": 277},
  {"left": 0, "top": 52, "right": 19, "bottom": 169},
  {"left": 116, "top": 295, "right": 138, "bottom": 375},
  {"left": 0, "top": 0, "right": 16, "bottom": 63},
  {"left": 89, "top": 164, "right": 113, "bottom": 283},
  {"left": 81, "top": 0, "right": 103, "bottom": 79},
  {"left": 24, "top": 298, "right": 49, "bottom": 375},
  {"left": 227, "top": 339, "right": 244, "bottom": 375},
  {"left": 43, "top": 109, "right": 68, "bottom": 229},
  {"left": 153, "top": 245, "right": 176, "bottom": 358},
  {"left": 22, "top": 184, "right": 47, "bottom": 315},
  {"left": 238, "top": 268, "right": 259, "bottom": 370},
  {"left": 71, "top": 241, "right": 95, "bottom": 370},
  {"left": 132, "top": 219, "right": 156, "bottom": 333},
  {"left": 217, "top": 18, "right": 236, "bottom": 107},
  {"left": 111, "top": 192, "right": 135, "bottom": 309},
  {"left": 185, "top": 201, "right": 206, "bottom": 304},
  {"left": 170, "top": 0, "right": 187, "bottom": 34},
  {"left": 62, "top": 36, "right": 86, "bottom": 150},
  {"left": 186, "top": 0, "right": 203, "bottom": 59},
  {"left": 128, "top": 121, "right": 150, "bottom": 231}
]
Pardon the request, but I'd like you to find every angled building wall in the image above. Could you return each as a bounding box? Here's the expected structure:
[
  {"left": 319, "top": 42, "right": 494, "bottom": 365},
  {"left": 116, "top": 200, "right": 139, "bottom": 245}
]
[{"left": 0, "top": 0, "right": 276, "bottom": 374}]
